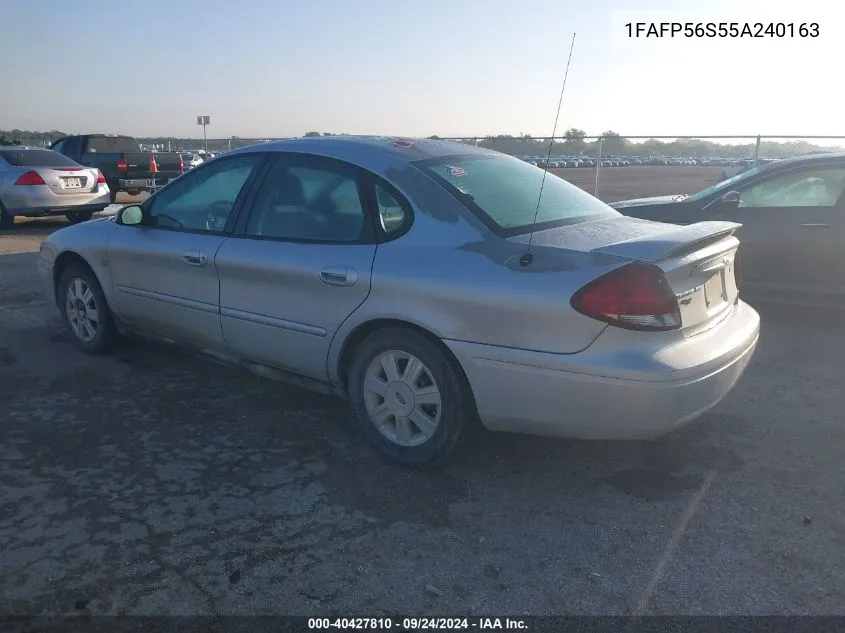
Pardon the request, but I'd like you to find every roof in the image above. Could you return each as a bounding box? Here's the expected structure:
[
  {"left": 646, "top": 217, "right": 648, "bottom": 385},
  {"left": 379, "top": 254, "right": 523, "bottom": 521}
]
[
  {"left": 765, "top": 151, "right": 845, "bottom": 167},
  {"left": 229, "top": 135, "right": 497, "bottom": 164}
]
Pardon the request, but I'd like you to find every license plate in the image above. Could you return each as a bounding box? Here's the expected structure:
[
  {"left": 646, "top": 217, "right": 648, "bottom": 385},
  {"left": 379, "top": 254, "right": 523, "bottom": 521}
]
[
  {"left": 61, "top": 177, "right": 82, "bottom": 188},
  {"left": 704, "top": 271, "right": 726, "bottom": 308}
]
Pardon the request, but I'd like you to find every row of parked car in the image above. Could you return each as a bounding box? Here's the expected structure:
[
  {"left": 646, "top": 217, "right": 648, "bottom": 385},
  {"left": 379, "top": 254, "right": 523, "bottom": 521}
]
[{"left": 0, "top": 134, "right": 200, "bottom": 228}]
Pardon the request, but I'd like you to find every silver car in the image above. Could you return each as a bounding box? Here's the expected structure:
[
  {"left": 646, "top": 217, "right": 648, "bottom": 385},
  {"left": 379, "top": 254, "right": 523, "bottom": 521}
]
[
  {"left": 37, "top": 137, "right": 760, "bottom": 465},
  {"left": 0, "top": 147, "right": 111, "bottom": 229}
]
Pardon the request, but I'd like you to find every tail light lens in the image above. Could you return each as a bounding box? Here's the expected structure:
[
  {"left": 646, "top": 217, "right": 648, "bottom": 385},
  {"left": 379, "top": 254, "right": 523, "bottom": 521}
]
[
  {"left": 178, "top": 155, "right": 184, "bottom": 173},
  {"left": 117, "top": 157, "right": 128, "bottom": 173},
  {"left": 571, "top": 263, "right": 682, "bottom": 331},
  {"left": 96, "top": 170, "right": 106, "bottom": 184},
  {"left": 14, "top": 171, "right": 46, "bottom": 186}
]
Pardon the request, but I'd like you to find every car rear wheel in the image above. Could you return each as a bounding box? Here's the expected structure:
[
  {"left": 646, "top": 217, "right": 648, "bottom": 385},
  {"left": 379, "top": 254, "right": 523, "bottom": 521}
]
[
  {"left": 126, "top": 189, "right": 142, "bottom": 197},
  {"left": 66, "top": 210, "right": 94, "bottom": 224},
  {"left": 0, "top": 202, "right": 13, "bottom": 229},
  {"left": 348, "top": 328, "right": 469, "bottom": 466},
  {"left": 58, "top": 264, "right": 116, "bottom": 354}
]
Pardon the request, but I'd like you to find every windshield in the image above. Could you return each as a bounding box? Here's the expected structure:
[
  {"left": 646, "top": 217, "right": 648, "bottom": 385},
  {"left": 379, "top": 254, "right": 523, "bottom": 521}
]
[
  {"left": 416, "top": 153, "right": 617, "bottom": 236},
  {"left": 0, "top": 149, "right": 79, "bottom": 167},
  {"left": 686, "top": 165, "right": 766, "bottom": 202}
]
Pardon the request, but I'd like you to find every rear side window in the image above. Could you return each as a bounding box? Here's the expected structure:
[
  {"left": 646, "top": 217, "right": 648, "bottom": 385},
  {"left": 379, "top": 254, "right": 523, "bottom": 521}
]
[
  {"left": 0, "top": 149, "right": 80, "bottom": 168},
  {"left": 417, "top": 154, "right": 617, "bottom": 236},
  {"left": 84, "top": 136, "right": 140, "bottom": 154},
  {"left": 374, "top": 184, "right": 408, "bottom": 235}
]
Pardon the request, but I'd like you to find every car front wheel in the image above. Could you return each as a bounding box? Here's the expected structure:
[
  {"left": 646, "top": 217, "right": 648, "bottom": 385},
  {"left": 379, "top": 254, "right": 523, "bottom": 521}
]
[
  {"left": 348, "top": 328, "right": 470, "bottom": 466},
  {"left": 58, "top": 264, "right": 116, "bottom": 354}
]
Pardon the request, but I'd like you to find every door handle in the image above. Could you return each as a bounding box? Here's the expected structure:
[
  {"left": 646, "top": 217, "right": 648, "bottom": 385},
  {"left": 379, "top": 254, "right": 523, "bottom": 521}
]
[
  {"left": 181, "top": 250, "right": 208, "bottom": 266},
  {"left": 320, "top": 266, "right": 358, "bottom": 287},
  {"left": 800, "top": 223, "right": 831, "bottom": 228}
]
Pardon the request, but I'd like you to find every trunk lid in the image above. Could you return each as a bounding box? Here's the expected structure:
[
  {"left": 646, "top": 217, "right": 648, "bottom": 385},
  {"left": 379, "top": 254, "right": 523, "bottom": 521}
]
[
  {"left": 40, "top": 167, "right": 99, "bottom": 195},
  {"left": 512, "top": 216, "right": 742, "bottom": 335}
]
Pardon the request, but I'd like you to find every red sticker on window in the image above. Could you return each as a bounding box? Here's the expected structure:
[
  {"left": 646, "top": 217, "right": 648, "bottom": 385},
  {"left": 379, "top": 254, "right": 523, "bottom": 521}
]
[
  {"left": 392, "top": 138, "right": 415, "bottom": 148},
  {"left": 446, "top": 165, "right": 467, "bottom": 177}
]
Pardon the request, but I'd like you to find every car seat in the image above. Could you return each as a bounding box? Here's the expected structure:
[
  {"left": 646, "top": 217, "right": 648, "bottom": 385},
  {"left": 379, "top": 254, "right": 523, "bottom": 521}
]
[{"left": 253, "top": 171, "right": 319, "bottom": 239}]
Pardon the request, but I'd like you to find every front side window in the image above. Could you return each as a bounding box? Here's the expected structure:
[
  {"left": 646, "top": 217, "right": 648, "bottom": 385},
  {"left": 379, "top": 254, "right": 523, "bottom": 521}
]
[
  {"left": 686, "top": 165, "right": 767, "bottom": 202},
  {"left": 245, "top": 159, "right": 366, "bottom": 242},
  {"left": 416, "top": 153, "right": 616, "bottom": 235},
  {"left": 145, "top": 155, "right": 262, "bottom": 232},
  {"left": 738, "top": 167, "right": 845, "bottom": 208}
]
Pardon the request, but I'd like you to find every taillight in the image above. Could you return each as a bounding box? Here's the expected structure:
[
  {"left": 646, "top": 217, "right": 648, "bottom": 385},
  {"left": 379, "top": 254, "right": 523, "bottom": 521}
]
[
  {"left": 178, "top": 155, "right": 184, "bottom": 173},
  {"left": 571, "top": 263, "right": 681, "bottom": 331},
  {"left": 117, "top": 157, "right": 128, "bottom": 173},
  {"left": 14, "top": 171, "right": 46, "bottom": 186},
  {"left": 96, "top": 170, "right": 106, "bottom": 184}
]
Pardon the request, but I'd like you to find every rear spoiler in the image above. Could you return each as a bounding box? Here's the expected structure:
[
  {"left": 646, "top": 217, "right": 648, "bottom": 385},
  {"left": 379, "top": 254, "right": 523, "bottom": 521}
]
[{"left": 590, "top": 221, "right": 741, "bottom": 263}]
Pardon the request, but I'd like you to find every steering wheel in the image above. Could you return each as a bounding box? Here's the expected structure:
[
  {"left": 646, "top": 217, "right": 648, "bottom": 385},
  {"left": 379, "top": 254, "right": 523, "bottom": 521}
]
[{"left": 205, "top": 201, "right": 232, "bottom": 231}]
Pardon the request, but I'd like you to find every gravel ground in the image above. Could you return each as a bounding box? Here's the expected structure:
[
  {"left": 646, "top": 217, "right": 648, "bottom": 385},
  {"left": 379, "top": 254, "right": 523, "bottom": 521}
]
[
  {"left": 1, "top": 172, "right": 844, "bottom": 617},
  {"left": 553, "top": 165, "right": 723, "bottom": 202}
]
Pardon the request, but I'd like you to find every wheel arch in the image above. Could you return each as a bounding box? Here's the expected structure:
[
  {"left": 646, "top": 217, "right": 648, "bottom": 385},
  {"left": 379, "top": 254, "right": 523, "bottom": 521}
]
[
  {"left": 52, "top": 251, "right": 104, "bottom": 305},
  {"left": 336, "top": 318, "right": 479, "bottom": 417}
]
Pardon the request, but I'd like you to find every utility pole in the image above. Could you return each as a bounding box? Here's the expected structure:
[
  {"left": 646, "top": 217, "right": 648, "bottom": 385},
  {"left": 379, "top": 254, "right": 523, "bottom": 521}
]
[{"left": 197, "top": 115, "right": 211, "bottom": 153}]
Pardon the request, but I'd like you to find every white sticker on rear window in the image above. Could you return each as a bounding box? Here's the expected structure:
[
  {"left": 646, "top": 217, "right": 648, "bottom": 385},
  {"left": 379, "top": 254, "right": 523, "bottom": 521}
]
[{"left": 446, "top": 165, "right": 467, "bottom": 177}]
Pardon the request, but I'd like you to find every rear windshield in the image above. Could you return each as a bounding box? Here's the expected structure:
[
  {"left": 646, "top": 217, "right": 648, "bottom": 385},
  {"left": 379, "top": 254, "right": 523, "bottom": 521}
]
[
  {"left": 0, "top": 149, "right": 80, "bottom": 167},
  {"left": 416, "top": 154, "right": 617, "bottom": 236},
  {"left": 84, "top": 136, "right": 140, "bottom": 154}
]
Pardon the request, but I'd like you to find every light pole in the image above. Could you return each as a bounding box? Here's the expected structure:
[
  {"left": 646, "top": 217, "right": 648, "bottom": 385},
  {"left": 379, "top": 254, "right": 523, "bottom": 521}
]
[{"left": 197, "top": 115, "right": 210, "bottom": 153}]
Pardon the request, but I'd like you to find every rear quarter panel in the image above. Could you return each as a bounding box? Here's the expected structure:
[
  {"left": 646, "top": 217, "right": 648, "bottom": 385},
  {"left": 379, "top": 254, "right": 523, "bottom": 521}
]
[{"left": 326, "top": 164, "right": 619, "bottom": 380}]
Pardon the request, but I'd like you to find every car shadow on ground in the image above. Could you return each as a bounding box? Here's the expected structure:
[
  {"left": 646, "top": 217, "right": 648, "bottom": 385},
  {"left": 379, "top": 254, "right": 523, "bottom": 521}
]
[{"left": 59, "top": 331, "right": 750, "bottom": 518}]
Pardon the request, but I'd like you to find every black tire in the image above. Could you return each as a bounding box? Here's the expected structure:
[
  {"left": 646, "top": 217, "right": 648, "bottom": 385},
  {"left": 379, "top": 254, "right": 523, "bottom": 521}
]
[
  {"left": 0, "top": 202, "right": 13, "bottom": 229},
  {"left": 109, "top": 188, "right": 119, "bottom": 204},
  {"left": 348, "top": 327, "right": 469, "bottom": 467},
  {"left": 66, "top": 210, "right": 94, "bottom": 224},
  {"left": 126, "top": 189, "right": 142, "bottom": 197},
  {"left": 58, "top": 263, "right": 116, "bottom": 355}
]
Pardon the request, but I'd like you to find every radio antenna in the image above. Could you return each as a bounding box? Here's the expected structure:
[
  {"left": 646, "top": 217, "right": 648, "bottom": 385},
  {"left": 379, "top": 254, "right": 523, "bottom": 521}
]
[{"left": 521, "top": 32, "right": 577, "bottom": 267}]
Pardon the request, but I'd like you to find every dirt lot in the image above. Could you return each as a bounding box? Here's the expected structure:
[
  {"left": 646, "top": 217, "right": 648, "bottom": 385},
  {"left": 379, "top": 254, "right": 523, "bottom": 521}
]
[
  {"left": 553, "top": 165, "right": 723, "bottom": 202},
  {"left": 2, "top": 169, "right": 845, "bottom": 617}
]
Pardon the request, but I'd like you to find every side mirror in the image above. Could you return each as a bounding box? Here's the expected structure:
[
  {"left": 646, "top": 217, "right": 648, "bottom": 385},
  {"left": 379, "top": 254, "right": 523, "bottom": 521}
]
[
  {"left": 706, "top": 190, "right": 741, "bottom": 215},
  {"left": 118, "top": 205, "right": 144, "bottom": 226}
]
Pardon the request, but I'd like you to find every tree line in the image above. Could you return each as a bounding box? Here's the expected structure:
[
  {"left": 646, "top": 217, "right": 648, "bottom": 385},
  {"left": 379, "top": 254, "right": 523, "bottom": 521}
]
[{"left": 2, "top": 128, "right": 840, "bottom": 159}]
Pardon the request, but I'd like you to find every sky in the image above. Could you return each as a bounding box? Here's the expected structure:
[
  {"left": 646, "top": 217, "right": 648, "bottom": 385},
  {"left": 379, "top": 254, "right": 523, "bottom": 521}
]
[{"left": 0, "top": 0, "right": 841, "bottom": 140}]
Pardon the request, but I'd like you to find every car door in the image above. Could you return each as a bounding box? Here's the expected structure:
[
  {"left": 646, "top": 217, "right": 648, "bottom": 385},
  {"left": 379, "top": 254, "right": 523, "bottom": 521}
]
[
  {"left": 107, "top": 153, "right": 265, "bottom": 350},
  {"left": 215, "top": 154, "right": 380, "bottom": 380},
  {"left": 728, "top": 163, "right": 845, "bottom": 294}
]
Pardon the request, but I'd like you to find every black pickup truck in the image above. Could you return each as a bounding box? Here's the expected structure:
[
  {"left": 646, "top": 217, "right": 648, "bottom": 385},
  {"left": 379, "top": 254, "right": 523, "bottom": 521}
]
[{"left": 50, "top": 134, "right": 183, "bottom": 202}]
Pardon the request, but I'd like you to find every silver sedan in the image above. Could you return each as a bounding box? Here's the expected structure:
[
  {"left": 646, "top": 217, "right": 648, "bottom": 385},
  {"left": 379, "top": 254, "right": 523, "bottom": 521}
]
[
  {"left": 0, "top": 147, "right": 111, "bottom": 229},
  {"left": 37, "top": 137, "right": 760, "bottom": 465}
]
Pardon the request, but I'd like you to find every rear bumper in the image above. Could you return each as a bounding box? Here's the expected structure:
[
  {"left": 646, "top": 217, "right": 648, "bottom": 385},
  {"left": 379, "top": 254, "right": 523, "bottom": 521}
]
[
  {"left": 4, "top": 186, "right": 111, "bottom": 217},
  {"left": 118, "top": 175, "right": 181, "bottom": 191},
  {"left": 445, "top": 300, "right": 760, "bottom": 440}
]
